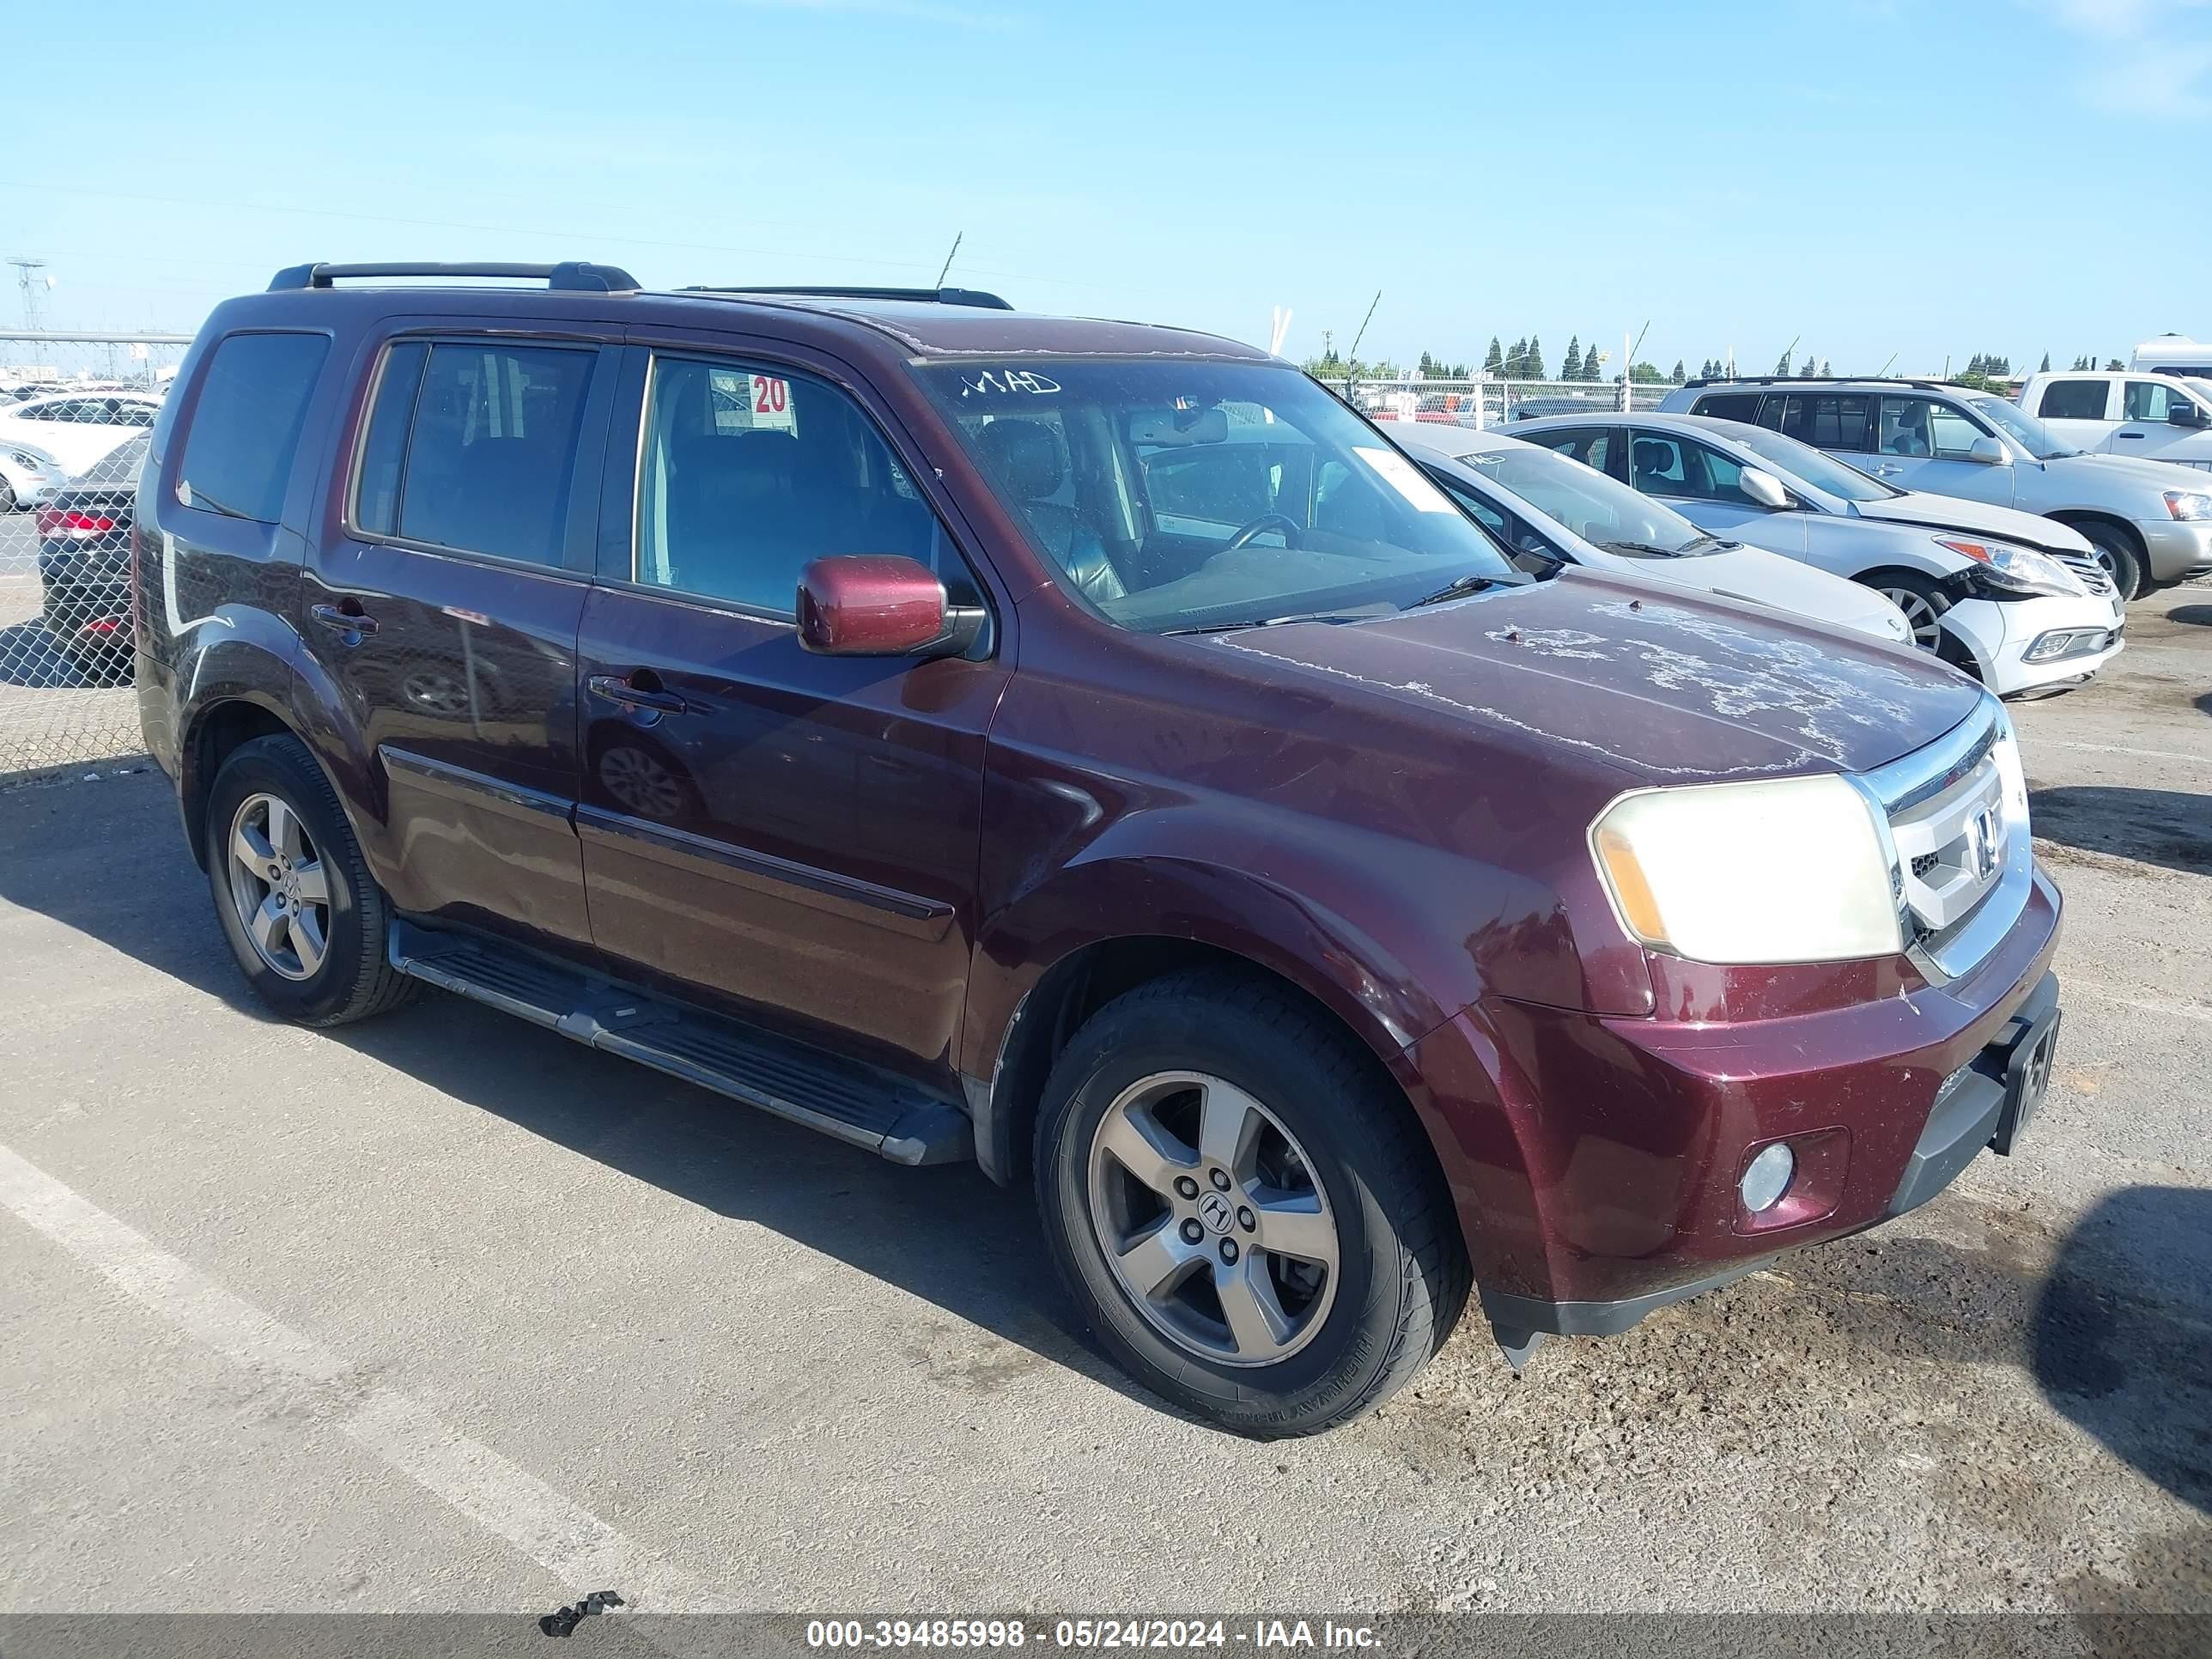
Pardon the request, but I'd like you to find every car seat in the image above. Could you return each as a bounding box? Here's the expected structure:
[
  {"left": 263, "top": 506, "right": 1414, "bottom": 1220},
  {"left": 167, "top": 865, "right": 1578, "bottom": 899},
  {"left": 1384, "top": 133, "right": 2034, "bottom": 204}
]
[{"left": 973, "top": 418, "right": 1126, "bottom": 604}]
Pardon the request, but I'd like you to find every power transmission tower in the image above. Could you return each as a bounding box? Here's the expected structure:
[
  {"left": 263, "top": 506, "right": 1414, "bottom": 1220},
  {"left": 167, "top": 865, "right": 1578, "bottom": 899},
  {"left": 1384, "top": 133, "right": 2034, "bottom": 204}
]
[{"left": 8, "top": 257, "right": 51, "bottom": 331}]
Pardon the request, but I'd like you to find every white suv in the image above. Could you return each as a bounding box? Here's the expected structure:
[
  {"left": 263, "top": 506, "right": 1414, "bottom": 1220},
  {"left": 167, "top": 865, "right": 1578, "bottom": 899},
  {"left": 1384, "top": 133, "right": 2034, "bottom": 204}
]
[{"left": 1656, "top": 379, "right": 2212, "bottom": 599}]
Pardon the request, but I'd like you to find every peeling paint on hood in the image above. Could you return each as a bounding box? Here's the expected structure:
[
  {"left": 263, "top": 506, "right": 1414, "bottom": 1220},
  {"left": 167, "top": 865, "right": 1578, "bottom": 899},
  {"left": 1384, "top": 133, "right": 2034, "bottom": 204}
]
[{"left": 1221, "top": 570, "right": 1984, "bottom": 782}]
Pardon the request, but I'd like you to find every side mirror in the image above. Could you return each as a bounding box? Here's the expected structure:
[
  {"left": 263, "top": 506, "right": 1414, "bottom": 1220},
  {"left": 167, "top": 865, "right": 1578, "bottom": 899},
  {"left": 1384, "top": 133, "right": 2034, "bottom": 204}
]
[
  {"left": 796, "top": 556, "right": 984, "bottom": 658},
  {"left": 1739, "top": 466, "right": 1791, "bottom": 509},
  {"left": 2168, "top": 402, "right": 2208, "bottom": 428},
  {"left": 1966, "top": 434, "right": 2011, "bottom": 465}
]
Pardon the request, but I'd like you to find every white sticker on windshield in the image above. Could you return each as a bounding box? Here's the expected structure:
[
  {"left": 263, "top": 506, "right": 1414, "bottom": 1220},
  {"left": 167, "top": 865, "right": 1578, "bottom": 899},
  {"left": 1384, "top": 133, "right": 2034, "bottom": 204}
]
[{"left": 1353, "top": 446, "right": 1456, "bottom": 514}]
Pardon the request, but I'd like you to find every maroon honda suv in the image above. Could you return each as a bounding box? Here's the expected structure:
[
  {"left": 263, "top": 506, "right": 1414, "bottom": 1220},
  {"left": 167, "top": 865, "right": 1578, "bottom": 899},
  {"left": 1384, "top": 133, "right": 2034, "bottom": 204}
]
[{"left": 134, "top": 264, "right": 2063, "bottom": 1437}]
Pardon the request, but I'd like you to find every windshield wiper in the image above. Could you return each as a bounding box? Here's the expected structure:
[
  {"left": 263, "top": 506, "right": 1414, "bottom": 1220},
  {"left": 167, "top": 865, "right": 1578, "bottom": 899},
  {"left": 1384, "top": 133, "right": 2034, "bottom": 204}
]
[
  {"left": 1406, "top": 573, "right": 1504, "bottom": 609},
  {"left": 179, "top": 481, "right": 255, "bottom": 521},
  {"left": 1598, "top": 539, "right": 1688, "bottom": 559},
  {"left": 1163, "top": 611, "right": 1370, "bottom": 636}
]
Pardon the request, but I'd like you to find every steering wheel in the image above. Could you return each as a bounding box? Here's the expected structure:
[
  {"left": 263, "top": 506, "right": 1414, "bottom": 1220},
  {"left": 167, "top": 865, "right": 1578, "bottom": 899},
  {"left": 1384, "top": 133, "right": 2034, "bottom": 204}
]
[{"left": 1223, "top": 512, "right": 1304, "bottom": 552}]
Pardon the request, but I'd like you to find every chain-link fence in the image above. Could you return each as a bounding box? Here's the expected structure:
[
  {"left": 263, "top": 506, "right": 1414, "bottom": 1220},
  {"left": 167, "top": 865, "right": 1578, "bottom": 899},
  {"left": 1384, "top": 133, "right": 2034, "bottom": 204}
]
[
  {"left": 1322, "top": 375, "right": 1680, "bottom": 428},
  {"left": 1, "top": 332, "right": 189, "bottom": 781}
]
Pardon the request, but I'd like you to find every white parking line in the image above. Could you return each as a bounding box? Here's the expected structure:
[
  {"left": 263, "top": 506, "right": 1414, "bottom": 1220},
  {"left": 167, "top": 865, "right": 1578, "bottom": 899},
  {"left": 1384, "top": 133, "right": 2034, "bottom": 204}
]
[{"left": 0, "top": 1141, "right": 733, "bottom": 1612}]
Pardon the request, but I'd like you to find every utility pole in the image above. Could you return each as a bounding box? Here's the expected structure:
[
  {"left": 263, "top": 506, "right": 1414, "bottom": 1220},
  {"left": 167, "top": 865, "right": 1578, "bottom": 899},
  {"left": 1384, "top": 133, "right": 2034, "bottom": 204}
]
[{"left": 7, "top": 256, "right": 50, "bottom": 331}]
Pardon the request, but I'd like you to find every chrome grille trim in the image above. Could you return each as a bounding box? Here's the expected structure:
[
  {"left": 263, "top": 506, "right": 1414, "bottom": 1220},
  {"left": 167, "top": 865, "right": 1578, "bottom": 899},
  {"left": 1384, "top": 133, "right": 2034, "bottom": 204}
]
[{"left": 1855, "top": 696, "right": 2031, "bottom": 985}]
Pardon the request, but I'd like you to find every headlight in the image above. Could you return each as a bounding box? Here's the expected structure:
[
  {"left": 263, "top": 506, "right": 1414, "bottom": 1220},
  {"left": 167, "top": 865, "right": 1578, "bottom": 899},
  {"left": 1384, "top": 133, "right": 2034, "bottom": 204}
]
[
  {"left": 1991, "top": 708, "right": 2029, "bottom": 836},
  {"left": 1936, "top": 538, "right": 2083, "bottom": 598},
  {"left": 1589, "top": 775, "right": 1903, "bottom": 964},
  {"left": 2163, "top": 489, "right": 2212, "bottom": 521}
]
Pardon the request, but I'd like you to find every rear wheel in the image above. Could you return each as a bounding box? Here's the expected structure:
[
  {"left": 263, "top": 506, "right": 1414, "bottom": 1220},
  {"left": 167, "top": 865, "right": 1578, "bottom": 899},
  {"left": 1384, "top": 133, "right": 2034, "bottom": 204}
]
[
  {"left": 1034, "top": 969, "right": 1468, "bottom": 1438},
  {"left": 0, "top": 475, "right": 17, "bottom": 513},
  {"left": 2071, "top": 521, "right": 2144, "bottom": 604},
  {"left": 204, "top": 734, "right": 416, "bottom": 1027},
  {"left": 1864, "top": 569, "right": 1954, "bottom": 655}
]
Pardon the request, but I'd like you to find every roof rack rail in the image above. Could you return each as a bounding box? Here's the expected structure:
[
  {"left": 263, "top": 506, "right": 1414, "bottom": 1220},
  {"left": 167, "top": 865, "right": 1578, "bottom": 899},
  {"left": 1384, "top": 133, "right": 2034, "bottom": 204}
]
[
  {"left": 1682, "top": 374, "right": 1950, "bottom": 392},
  {"left": 267, "top": 261, "right": 641, "bottom": 294},
  {"left": 681, "top": 283, "right": 1014, "bottom": 312}
]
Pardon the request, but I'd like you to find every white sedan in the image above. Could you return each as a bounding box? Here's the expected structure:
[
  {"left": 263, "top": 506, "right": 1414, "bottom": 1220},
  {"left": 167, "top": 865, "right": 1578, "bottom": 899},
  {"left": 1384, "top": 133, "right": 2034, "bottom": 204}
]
[
  {"left": 0, "top": 391, "right": 163, "bottom": 483},
  {"left": 1377, "top": 418, "right": 1918, "bottom": 647}
]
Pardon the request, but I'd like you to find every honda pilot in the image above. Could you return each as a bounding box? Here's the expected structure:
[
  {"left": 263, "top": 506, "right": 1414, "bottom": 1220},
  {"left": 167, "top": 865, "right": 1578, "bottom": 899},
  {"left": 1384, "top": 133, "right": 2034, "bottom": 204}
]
[{"left": 135, "top": 264, "right": 2064, "bottom": 1437}]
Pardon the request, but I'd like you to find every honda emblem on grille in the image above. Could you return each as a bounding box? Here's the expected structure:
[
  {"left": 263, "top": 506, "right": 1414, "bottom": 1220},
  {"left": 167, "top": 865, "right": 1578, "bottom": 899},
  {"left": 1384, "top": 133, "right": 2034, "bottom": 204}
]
[{"left": 1970, "top": 805, "right": 2000, "bottom": 881}]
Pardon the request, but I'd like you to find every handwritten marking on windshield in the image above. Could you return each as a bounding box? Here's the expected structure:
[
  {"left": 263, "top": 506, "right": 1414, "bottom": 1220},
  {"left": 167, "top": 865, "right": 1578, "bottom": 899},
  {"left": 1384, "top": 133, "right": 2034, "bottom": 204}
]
[{"left": 962, "top": 369, "right": 1062, "bottom": 397}]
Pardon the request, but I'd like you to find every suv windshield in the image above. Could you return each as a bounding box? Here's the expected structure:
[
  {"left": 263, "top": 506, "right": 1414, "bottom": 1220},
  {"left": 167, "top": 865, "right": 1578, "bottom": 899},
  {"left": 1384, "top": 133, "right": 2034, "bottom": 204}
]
[
  {"left": 1967, "top": 395, "right": 2078, "bottom": 460},
  {"left": 914, "top": 361, "right": 1516, "bottom": 633},
  {"left": 1450, "top": 442, "right": 1716, "bottom": 556},
  {"left": 1723, "top": 424, "right": 1899, "bottom": 502}
]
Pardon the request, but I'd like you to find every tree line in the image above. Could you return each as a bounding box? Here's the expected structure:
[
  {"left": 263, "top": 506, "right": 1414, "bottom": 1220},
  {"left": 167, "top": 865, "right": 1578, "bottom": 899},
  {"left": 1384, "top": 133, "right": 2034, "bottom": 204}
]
[{"left": 1301, "top": 336, "right": 2131, "bottom": 386}]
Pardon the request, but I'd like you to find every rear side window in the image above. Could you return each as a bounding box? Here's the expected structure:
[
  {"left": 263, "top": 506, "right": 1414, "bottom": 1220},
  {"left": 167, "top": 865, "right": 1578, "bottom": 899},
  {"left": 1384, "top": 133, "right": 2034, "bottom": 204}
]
[
  {"left": 2039, "top": 380, "right": 2109, "bottom": 420},
  {"left": 179, "top": 332, "right": 330, "bottom": 523},
  {"left": 1777, "top": 393, "right": 1872, "bottom": 451},
  {"left": 1692, "top": 392, "right": 1762, "bottom": 422},
  {"left": 356, "top": 340, "right": 597, "bottom": 566},
  {"left": 1519, "top": 428, "right": 1615, "bottom": 476}
]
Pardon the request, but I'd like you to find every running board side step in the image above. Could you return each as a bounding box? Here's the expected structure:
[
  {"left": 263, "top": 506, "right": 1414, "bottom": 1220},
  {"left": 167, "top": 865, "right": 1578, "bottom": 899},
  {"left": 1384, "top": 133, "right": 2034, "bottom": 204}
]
[{"left": 387, "top": 921, "right": 972, "bottom": 1166}]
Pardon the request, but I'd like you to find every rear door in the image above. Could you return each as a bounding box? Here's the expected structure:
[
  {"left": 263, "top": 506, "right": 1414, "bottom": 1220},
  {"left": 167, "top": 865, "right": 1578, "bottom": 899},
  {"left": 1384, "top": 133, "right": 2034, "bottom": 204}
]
[
  {"left": 301, "top": 326, "right": 617, "bottom": 956},
  {"left": 574, "top": 337, "right": 1009, "bottom": 1086},
  {"left": 2031, "top": 376, "right": 2118, "bottom": 452}
]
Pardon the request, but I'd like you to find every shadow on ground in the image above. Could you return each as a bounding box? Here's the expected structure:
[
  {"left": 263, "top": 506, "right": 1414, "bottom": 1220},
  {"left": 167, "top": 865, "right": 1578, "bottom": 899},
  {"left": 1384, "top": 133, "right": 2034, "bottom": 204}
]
[
  {"left": 0, "top": 769, "right": 1148, "bottom": 1415},
  {"left": 2030, "top": 784, "right": 2212, "bottom": 876},
  {"left": 2168, "top": 604, "right": 2212, "bottom": 629}
]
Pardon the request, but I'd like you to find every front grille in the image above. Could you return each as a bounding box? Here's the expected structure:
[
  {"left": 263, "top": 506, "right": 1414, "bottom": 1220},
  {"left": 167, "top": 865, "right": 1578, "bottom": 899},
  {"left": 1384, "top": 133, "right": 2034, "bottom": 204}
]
[
  {"left": 2054, "top": 551, "right": 2117, "bottom": 597},
  {"left": 1870, "top": 706, "right": 2008, "bottom": 945}
]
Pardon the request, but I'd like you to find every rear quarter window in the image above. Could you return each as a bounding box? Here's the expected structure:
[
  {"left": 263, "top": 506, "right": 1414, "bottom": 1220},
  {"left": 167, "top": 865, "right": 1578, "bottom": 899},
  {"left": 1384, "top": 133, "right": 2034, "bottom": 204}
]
[
  {"left": 1692, "top": 392, "right": 1762, "bottom": 422},
  {"left": 178, "top": 331, "right": 331, "bottom": 523}
]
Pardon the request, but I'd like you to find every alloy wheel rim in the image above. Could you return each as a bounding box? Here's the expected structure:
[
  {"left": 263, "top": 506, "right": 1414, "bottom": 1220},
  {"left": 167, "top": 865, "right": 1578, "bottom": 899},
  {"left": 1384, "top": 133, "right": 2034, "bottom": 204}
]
[
  {"left": 1879, "top": 587, "right": 1943, "bottom": 651},
  {"left": 224, "top": 792, "right": 331, "bottom": 981},
  {"left": 1087, "top": 1070, "right": 1340, "bottom": 1368}
]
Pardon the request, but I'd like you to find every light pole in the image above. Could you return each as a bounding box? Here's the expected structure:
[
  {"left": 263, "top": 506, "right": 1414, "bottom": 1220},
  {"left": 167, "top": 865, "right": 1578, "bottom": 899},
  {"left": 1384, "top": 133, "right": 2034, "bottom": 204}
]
[{"left": 7, "top": 256, "right": 51, "bottom": 332}]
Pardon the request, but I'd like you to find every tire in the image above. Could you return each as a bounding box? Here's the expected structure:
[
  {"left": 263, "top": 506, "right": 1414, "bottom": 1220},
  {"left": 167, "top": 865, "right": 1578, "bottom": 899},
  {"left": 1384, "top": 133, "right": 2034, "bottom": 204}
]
[
  {"left": 0, "top": 475, "right": 17, "bottom": 514},
  {"left": 203, "top": 733, "right": 416, "bottom": 1027},
  {"left": 1034, "top": 969, "right": 1469, "bottom": 1438},
  {"left": 2071, "top": 520, "right": 2144, "bottom": 604},
  {"left": 1863, "top": 569, "right": 1955, "bottom": 659}
]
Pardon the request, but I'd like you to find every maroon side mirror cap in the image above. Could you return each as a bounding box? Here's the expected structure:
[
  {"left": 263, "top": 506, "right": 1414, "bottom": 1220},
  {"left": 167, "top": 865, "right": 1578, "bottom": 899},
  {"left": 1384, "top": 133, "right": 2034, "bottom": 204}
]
[{"left": 796, "top": 555, "right": 985, "bottom": 658}]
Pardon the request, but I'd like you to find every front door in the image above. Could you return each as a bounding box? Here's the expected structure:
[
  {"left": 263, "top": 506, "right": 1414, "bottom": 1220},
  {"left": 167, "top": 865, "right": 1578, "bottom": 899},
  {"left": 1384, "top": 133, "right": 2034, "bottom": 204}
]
[
  {"left": 302, "top": 330, "right": 617, "bottom": 955},
  {"left": 1865, "top": 394, "right": 2017, "bottom": 507},
  {"left": 575, "top": 344, "right": 1008, "bottom": 1085}
]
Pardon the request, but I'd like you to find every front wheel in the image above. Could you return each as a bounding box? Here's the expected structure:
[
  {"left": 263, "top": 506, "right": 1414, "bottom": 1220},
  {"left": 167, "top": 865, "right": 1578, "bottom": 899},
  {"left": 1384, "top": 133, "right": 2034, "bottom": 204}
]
[
  {"left": 1864, "top": 569, "right": 1954, "bottom": 656},
  {"left": 1035, "top": 970, "right": 1468, "bottom": 1438},
  {"left": 204, "top": 734, "right": 416, "bottom": 1027},
  {"left": 2072, "top": 522, "right": 2144, "bottom": 604}
]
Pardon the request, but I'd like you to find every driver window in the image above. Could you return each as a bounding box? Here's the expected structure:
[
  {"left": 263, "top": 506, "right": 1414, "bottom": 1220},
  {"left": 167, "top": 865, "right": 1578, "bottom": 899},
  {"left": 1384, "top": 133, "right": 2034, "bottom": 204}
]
[
  {"left": 2123, "top": 381, "right": 2174, "bottom": 422},
  {"left": 1928, "top": 404, "right": 1984, "bottom": 460}
]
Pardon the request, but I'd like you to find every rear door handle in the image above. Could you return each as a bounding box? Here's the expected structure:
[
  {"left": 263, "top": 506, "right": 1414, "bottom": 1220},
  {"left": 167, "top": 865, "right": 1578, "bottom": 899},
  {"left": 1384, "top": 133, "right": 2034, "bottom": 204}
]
[
  {"left": 588, "top": 674, "right": 688, "bottom": 714},
  {"left": 310, "top": 602, "right": 379, "bottom": 637}
]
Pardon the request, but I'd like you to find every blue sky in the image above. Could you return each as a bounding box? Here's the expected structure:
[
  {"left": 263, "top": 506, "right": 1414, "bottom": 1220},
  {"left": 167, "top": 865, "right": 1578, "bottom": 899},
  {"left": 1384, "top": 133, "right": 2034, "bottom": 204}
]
[{"left": 11, "top": 0, "right": 2212, "bottom": 374}]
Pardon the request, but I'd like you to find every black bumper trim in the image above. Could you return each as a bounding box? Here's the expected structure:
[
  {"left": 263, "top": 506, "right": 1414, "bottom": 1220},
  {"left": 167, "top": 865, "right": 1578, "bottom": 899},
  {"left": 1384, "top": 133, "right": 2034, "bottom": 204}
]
[
  {"left": 1887, "top": 969, "right": 2059, "bottom": 1217},
  {"left": 1481, "top": 1257, "right": 1779, "bottom": 1339}
]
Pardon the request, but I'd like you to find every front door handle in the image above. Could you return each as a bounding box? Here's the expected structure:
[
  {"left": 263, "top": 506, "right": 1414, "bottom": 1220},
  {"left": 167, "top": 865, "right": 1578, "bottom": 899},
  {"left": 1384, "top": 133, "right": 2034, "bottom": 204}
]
[
  {"left": 1872, "top": 463, "right": 1903, "bottom": 476},
  {"left": 588, "top": 673, "right": 688, "bottom": 714},
  {"left": 310, "top": 602, "right": 379, "bottom": 637}
]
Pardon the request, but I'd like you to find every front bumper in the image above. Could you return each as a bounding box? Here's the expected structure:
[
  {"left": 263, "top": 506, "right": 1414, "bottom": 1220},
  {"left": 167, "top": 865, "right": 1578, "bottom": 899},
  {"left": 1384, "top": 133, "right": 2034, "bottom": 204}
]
[
  {"left": 1407, "top": 864, "right": 2063, "bottom": 1335},
  {"left": 1942, "top": 590, "right": 2124, "bottom": 696},
  {"left": 2138, "top": 516, "right": 2212, "bottom": 581}
]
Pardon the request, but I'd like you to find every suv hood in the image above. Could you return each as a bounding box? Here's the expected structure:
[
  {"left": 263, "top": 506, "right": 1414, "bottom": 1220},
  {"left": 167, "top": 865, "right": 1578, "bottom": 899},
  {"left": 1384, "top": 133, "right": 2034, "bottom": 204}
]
[
  {"left": 2065, "top": 451, "right": 2212, "bottom": 492},
  {"left": 1224, "top": 570, "right": 1983, "bottom": 784},
  {"left": 1852, "top": 490, "right": 2094, "bottom": 556}
]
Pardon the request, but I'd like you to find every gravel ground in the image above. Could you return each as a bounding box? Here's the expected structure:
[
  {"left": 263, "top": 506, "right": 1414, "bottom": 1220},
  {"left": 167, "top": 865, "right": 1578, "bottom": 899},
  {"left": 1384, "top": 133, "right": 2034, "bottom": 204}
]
[{"left": 0, "top": 582, "right": 2204, "bottom": 1633}]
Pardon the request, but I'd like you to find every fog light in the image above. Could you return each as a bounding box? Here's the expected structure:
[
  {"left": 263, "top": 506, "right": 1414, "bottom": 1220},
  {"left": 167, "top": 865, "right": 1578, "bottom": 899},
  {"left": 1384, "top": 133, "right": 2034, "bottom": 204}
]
[{"left": 1739, "top": 1142, "right": 1796, "bottom": 1213}]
